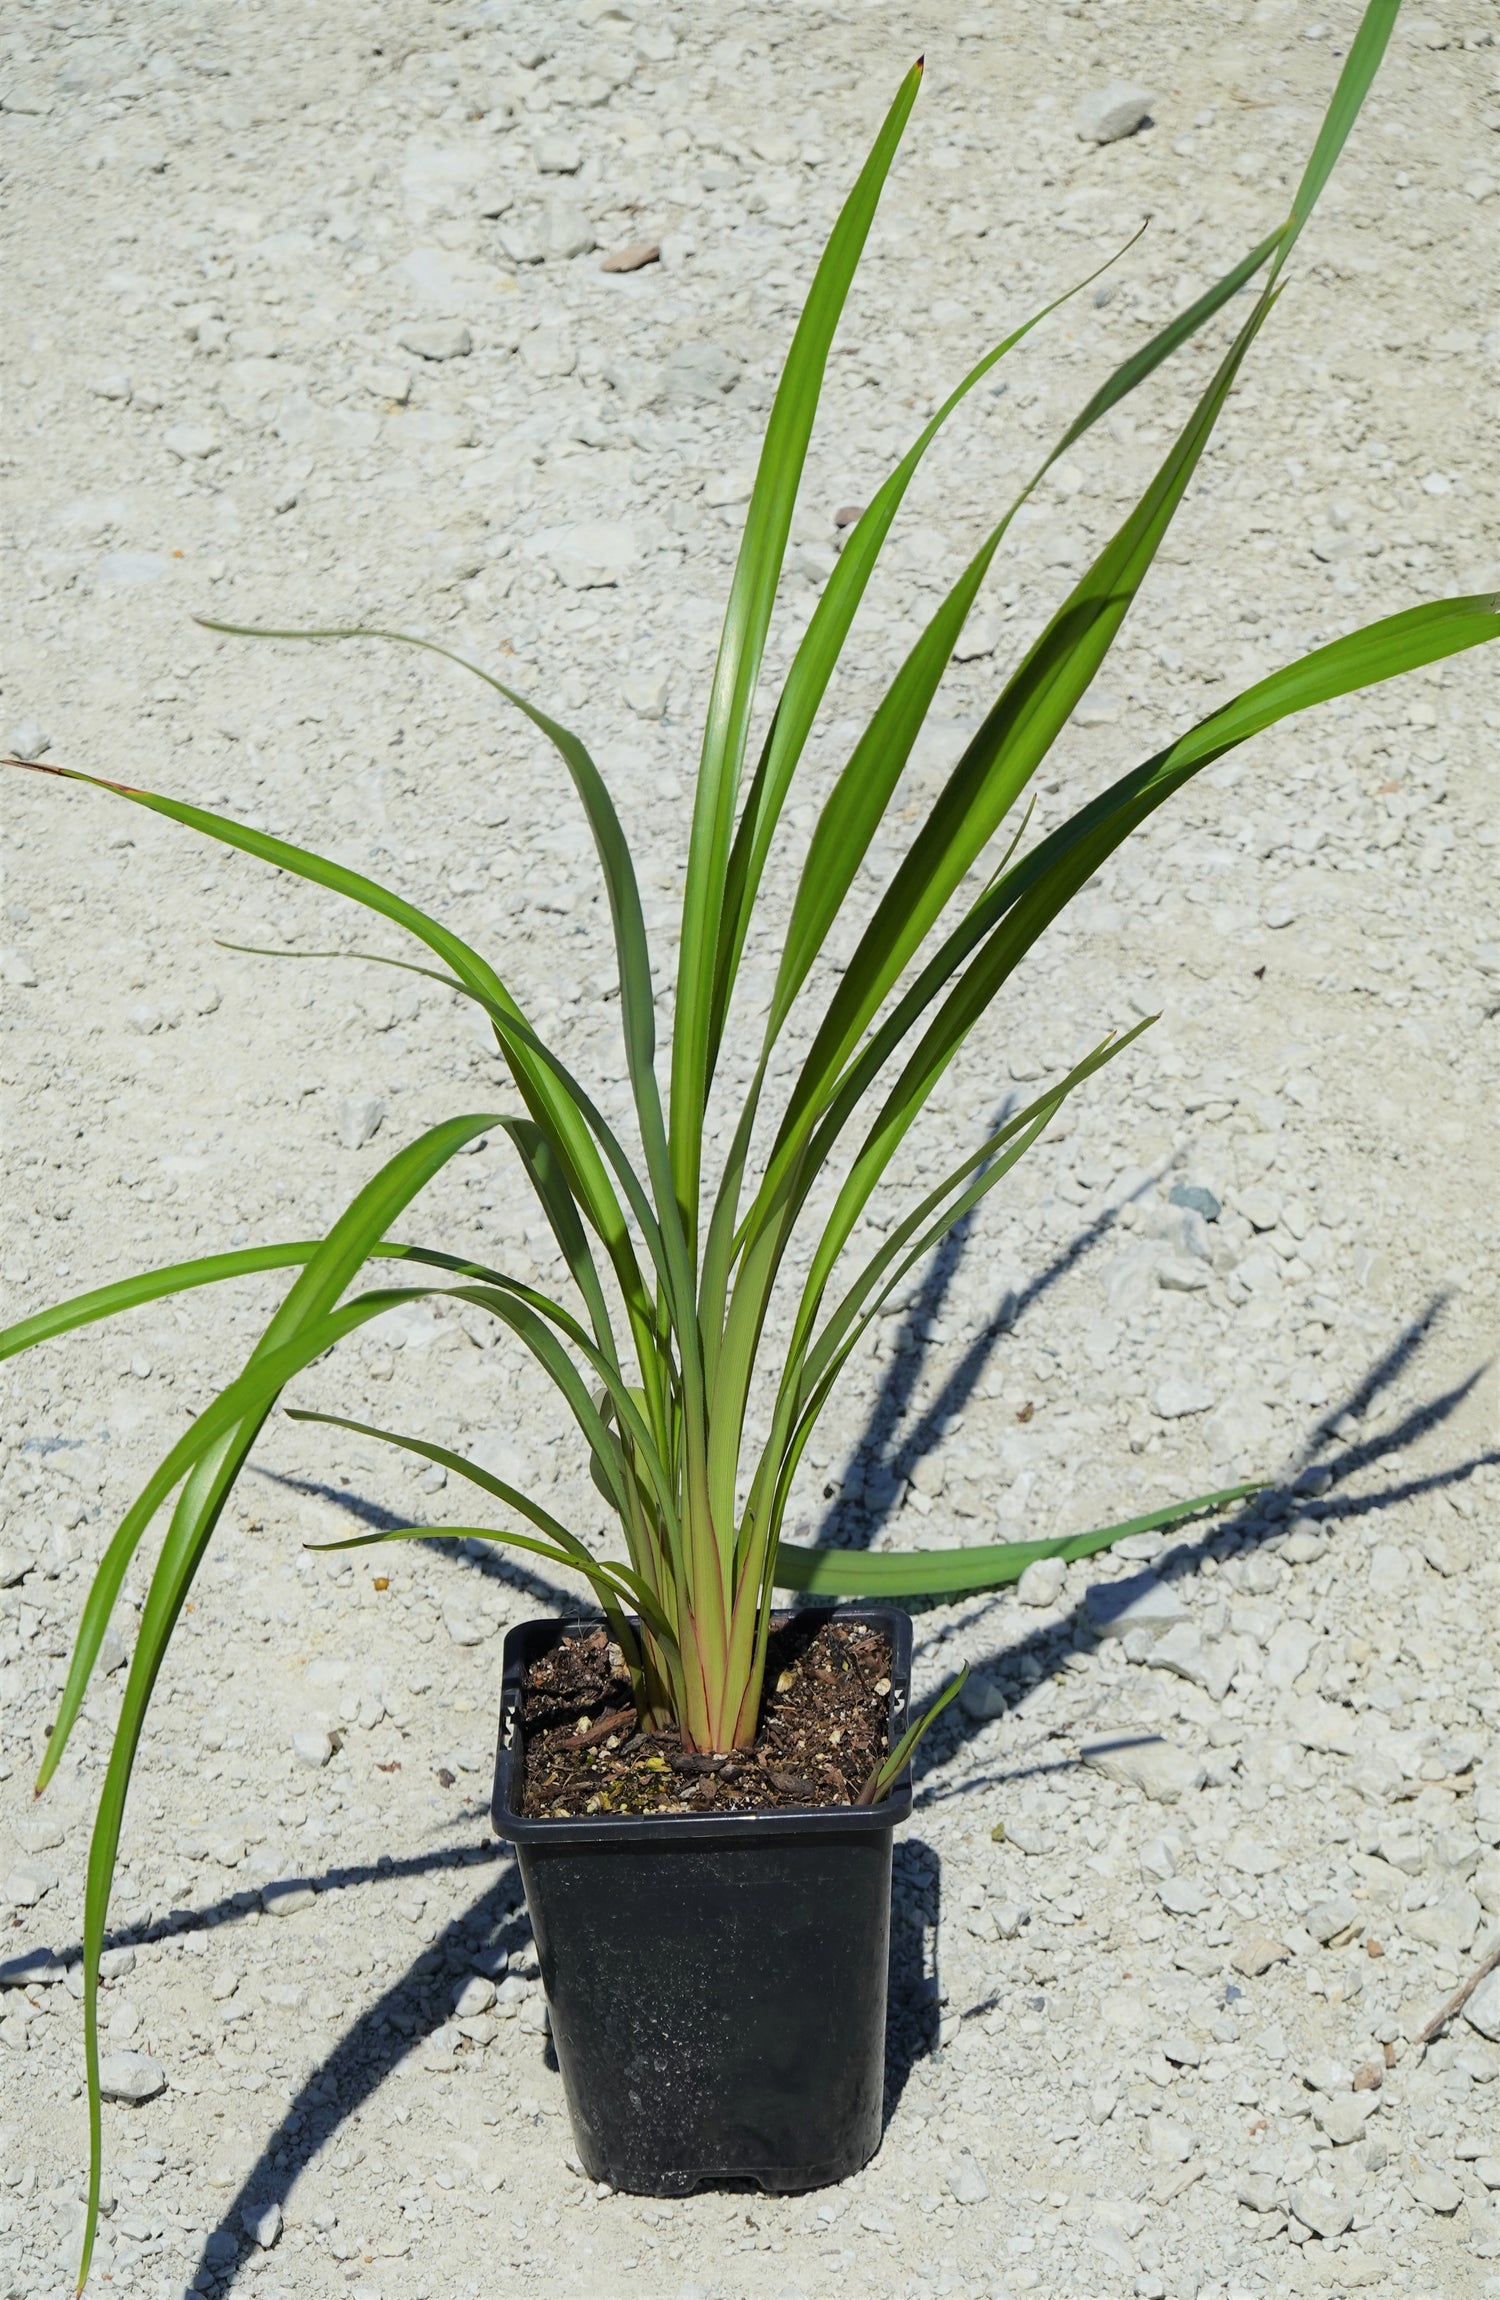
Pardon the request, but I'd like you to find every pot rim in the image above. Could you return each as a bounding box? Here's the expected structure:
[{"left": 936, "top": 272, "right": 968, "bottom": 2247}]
[{"left": 491, "top": 1603, "right": 915, "bottom": 1847}]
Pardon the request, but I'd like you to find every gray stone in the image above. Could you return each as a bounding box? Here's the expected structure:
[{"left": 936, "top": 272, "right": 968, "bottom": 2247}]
[
  {"left": 1472, "top": 2200, "right": 1500, "bottom": 2260},
  {"left": 952, "top": 612, "right": 1000, "bottom": 662},
  {"left": 530, "top": 521, "right": 637, "bottom": 589},
  {"left": 1157, "top": 1254, "right": 1210, "bottom": 1293},
  {"left": 1146, "top": 1622, "right": 1235, "bottom": 1701},
  {"left": 1084, "top": 1570, "right": 1186, "bottom": 1642},
  {"left": 1282, "top": 1694, "right": 1359, "bottom": 1757},
  {"left": 1170, "top": 1182, "right": 1221, "bottom": 1223},
  {"left": 1158, "top": 1876, "right": 1212, "bottom": 1917},
  {"left": 534, "top": 131, "right": 583, "bottom": 174},
  {"left": 261, "top": 1878, "right": 317, "bottom": 1917},
  {"left": 1224, "top": 1833, "right": 1282, "bottom": 1877},
  {"left": 1141, "top": 1201, "right": 1213, "bottom": 1261},
  {"left": 456, "top": 1973, "right": 497, "bottom": 2017},
  {"left": 945, "top": 2150, "right": 989, "bottom": 2204},
  {"left": 1151, "top": 1375, "right": 1215, "bottom": 1419},
  {"left": 1402, "top": 1887, "right": 1481, "bottom": 1954},
  {"left": 1076, "top": 82, "right": 1155, "bottom": 144},
  {"left": 497, "top": 218, "right": 545, "bottom": 266},
  {"left": 98, "top": 2050, "right": 167, "bottom": 2103},
  {"left": 660, "top": 341, "right": 742, "bottom": 406},
  {"left": 338, "top": 1094, "right": 385, "bottom": 1150},
  {"left": 396, "top": 319, "right": 472, "bottom": 362},
  {"left": 1081, "top": 1735, "right": 1203, "bottom": 1803},
  {"left": 1104, "top": 1241, "right": 1165, "bottom": 1315},
  {"left": 1017, "top": 1555, "right": 1067, "bottom": 1608},
  {"left": 2, "top": 1857, "right": 59, "bottom": 1907},
  {"left": 1232, "top": 1934, "right": 1291, "bottom": 1976},
  {"left": 958, "top": 1672, "right": 1007, "bottom": 1721},
  {"left": 1265, "top": 1617, "right": 1317, "bottom": 1690},
  {"left": 1409, "top": 2164, "right": 1463, "bottom": 2214},
  {"left": 1369, "top": 1541, "right": 1409, "bottom": 1600},
  {"left": 1380, "top": 1821, "right": 1426, "bottom": 1876},
  {"left": 1305, "top": 1894, "right": 1359, "bottom": 1945},
  {"left": 1313, "top": 2092, "right": 1378, "bottom": 2145},
  {"left": 544, "top": 203, "right": 596, "bottom": 260},
  {"left": 7, "top": 718, "right": 50, "bottom": 761},
  {"left": 623, "top": 669, "right": 668, "bottom": 719},
  {"left": 1290, "top": 2182, "right": 1354, "bottom": 2240},
  {"left": 162, "top": 423, "right": 221, "bottom": 461},
  {"left": 243, "top": 2200, "right": 282, "bottom": 2248},
  {"left": 1139, "top": 1831, "right": 1181, "bottom": 1882},
  {"left": 361, "top": 360, "right": 413, "bottom": 403},
  {"left": 0, "top": 1946, "right": 63, "bottom": 1987},
  {"left": 521, "top": 323, "right": 578, "bottom": 380}
]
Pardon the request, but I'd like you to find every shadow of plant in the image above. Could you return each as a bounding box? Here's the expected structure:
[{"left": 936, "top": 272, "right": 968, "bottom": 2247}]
[
  {"left": 818, "top": 1121, "right": 1161, "bottom": 1553},
  {"left": 138, "top": 1253, "right": 1486, "bottom": 2294}
]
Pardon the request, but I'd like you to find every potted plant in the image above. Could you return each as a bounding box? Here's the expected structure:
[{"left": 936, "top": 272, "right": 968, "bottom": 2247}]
[{"left": 6, "top": 0, "right": 1494, "bottom": 2272}]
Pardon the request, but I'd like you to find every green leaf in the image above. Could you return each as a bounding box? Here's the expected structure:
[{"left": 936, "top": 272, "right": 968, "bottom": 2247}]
[
  {"left": 670, "top": 59, "right": 924, "bottom": 1246},
  {"left": 1271, "top": 0, "right": 1400, "bottom": 279},
  {"left": 39, "top": 1120, "right": 495, "bottom": 1797},
  {"left": 0, "top": 1237, "right": 522, "bottom": 1366},
  {"left": 708, "top": 232, "right": 1143, "bottom": 1081},
  {"left": 775, "top": 1483, "right": 1265, "bottom": 1597},
  {"left": 857, "top": 1664, "right": 969, "bottom": 1805},
  {"left": 16, "top": 750, "right": 657, "bottom": 1367},
  {"left": 47, "top": 1115, "right": 494, "bottom": 2297}
]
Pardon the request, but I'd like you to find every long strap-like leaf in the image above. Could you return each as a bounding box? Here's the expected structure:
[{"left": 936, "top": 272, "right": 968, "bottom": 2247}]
[
  {"left": 670, "top": 60, "right": 924, "bottom": 1251},
  {"left": 696, "top": 223, "right": 1287, "bottom": 1361},
  {"left": 775, "top": 1483, "right": 1263, "bottom": 1596},
  {"left": 0, "top": 1236, "right": 524, "bottom": 1363},
  {"left": 38, "top": 1121, "right": 495, "bottom": 1797}
]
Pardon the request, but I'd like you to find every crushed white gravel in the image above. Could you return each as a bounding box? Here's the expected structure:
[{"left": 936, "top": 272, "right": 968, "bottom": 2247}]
[{"left": 3, "top": 3, "right": 1500, "bottom": 2298}]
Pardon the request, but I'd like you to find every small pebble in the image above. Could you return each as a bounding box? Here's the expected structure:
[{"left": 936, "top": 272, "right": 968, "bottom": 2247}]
[
  {"left": 97, "top": 2050, "right": 167, "bottom": 2103},
  {"left": 1075, "top": 82, "right": 1155, "bottom": 144},
  {"left": 1016, "top": 1555, "right": 1066, "bottom": 1607},
  {"left": 338, "top": 1094, "right": 385, "bottom": 1150},
  {"left": 7, "top": 718, "right": 50, "bottom": 762},
  {"left": 162, "top": 423, "right": 220, "bottom": 460},
  {"left": 243, "top": 2199, "right": 283, "bottom": 2248},
  {"left": 600, "top": 241, "right": 661, "bottom": 273},
  {"left": 396, "top": 320, "right": 472, "bottom": 362}
]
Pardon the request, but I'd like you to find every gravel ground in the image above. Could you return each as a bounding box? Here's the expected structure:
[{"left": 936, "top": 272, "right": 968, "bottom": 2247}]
[{"left": 4, "top": 2, "right": 1500, "bottom": 2297}]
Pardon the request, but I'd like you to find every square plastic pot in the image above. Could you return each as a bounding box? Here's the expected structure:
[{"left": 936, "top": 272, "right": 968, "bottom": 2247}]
[{"left": 491, "top": 1604, "right": 913, "bottom": 2195}]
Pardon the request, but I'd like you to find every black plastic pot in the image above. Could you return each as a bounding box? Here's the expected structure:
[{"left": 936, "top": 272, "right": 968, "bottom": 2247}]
[{"left": 491, "top": 1605, "right": 913, "bottom": 2196}]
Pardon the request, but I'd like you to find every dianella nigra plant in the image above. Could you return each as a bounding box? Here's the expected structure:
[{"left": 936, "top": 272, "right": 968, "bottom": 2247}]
[{"left": 6, "top": 0, "right": 1499, "bottom": 2279}]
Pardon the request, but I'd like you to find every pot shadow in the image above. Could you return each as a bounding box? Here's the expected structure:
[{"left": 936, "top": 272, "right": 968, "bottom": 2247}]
[{"left": 884, "top": 1836, "right": 942, "bottom": 2127}]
